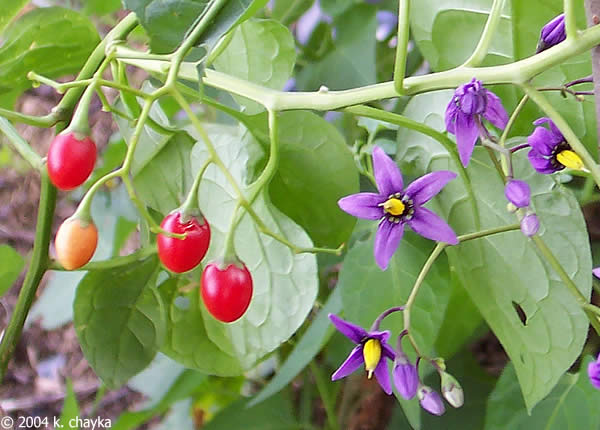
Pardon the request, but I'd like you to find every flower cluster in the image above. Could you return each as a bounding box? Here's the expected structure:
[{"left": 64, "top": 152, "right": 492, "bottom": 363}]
[{"left": 329, "top": 312, "right": 463, "bottom": 416}]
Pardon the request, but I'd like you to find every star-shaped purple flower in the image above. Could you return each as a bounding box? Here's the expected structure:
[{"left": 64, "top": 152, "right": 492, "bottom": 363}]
[
  {"left": 445, "top": 78, "right": 508, "bottom": 167},
  {"left": 328, "top": 313, "right": 395, "bottom": 394},
  {"left": 527, "top": 117, "right": 584, "bottom": 174},
  {"left": 338, "top": 146, "right": 458, "bottom": 270}
]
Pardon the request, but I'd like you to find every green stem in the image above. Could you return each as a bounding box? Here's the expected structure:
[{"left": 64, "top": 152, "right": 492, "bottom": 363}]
[
  {"left": 393, "top": 0, "right": 411, "bottom": 94},
  {"left": 522, "top": 84, "right": 600, "bottom": 188},
  {"left": 66, "top": 82, "right": 96, "bottom": 135},
  {"left": 0, "top": 107, "right": 58, "bottom": 127},
  {"left": 564, "top": 0, "right": 578, "bottom": 40},
  {"left": 462, "top": 0, "right": 506, "bottom": 67},
  {"left": 247, "top": 109, "right": 280, "bottom": 203},
  {"left": 49, "top": 246, "right": 157, "bottom": 271},
  {"left": 180, "top": 158, "right": 212, "bottom": 220},
  {"left": 222, "top": 203, "right": 242, "bottom": 261},
  {"left": 0, "top": 117, "right": 43, "bottom": 169},
  {"left": 0, "top": 171, "right": 57, "bottom": 381},
  {"left": 498, "top": 94, "right": 529, "bottom": 176},
  {"left": 309, "top": 361, "right": 340, "bottom": 430}
]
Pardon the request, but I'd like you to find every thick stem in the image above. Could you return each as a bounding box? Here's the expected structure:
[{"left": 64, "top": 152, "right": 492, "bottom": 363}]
[
  {"left": 462, "top": 0, "right": 506, "bottom": 67},
  {"left": 393, "top": 0, "right": 411, "bottom": 94},
  {"left": 0, "top": 171, "right": 57, "bottom": 381},
  {"left": 564, "top": 0, "right": 579, "bottom": 40}
]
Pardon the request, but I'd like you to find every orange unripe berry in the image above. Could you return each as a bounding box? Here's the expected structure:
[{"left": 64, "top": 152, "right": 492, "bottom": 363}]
[{"left": 55, "top": 217, "right": 98, "bottom": 270}]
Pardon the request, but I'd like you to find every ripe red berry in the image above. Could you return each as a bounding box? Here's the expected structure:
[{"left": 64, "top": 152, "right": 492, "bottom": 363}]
[
  {"left": 55, "top": 217, "right": 98, "bottom": 270},
  {"left": 47, "top": 132, "right": 97, "bottom": 190},
  {"left": 201, "top": 262, "right": 253, "bottom": 323},
  {"left": 157, "top": 211, "right": 211, "bottom": 273}
]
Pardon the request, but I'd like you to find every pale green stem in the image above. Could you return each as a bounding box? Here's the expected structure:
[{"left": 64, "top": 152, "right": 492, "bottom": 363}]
[
  {"left": 180, "top": 158, "right": 212, "bottom": 220},
  {"left": 462, "top": 0, "right": 506, "bottom": 67},
  {"left": 521, "top": 84, "right": 600, "bottom": 188},
  {"left": 393, "top": 0, "right": 411, "bottom": 94},
  {"left": 497, "top": 94, "right": 529, "bottom": 178},
  {"left": 49, "top": 246, "right": 156, "bottom": 271},
  {"left": 0, "top": 107, "right": 59, "bottom": 127},
  {"left": 0, "top": 117, "right": 43, "bottom": 169},
  {"left": 247, "top": 109, "right": 280, "bottom": 204},
  {"left": 564, "top": 0, "right": 578, "bottom": 40}
]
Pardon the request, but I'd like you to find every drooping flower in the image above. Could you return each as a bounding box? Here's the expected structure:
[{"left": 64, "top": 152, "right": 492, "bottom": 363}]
[
  {"left": 445, "top": 78, "right": 508, "bottom": 167},
  {"left": 536, "top": 14, "right": 566, "bottom": 53},
  {"left": 440, "top": 371, "right": 464, "bottom": 408},
  {"left": 418, "top": 385, "right": 445, "bottom": 416},
  {"left": 520, "top": 214, "right": 539, "bottom": 237},
  {"left": 504, "top": 180, "right": 531, "bottom": 208},
  {"left": 393, "top": 353, "right": 419, "bottom": 400},
  {"left": 338, "top": 146, "right": 458, "bottom": 270},
  {"left": 527, "top": 117, "right": 585, "bottom": 174},
  {"left": 328, "top": 313, "right": 395, "bottom": 394},
  {"left": 588, "top": 354, "right": 600, "bottom": 389}
]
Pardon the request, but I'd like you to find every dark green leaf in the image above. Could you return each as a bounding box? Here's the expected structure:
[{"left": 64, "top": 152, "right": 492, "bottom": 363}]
[
  {"left": 73, "top": 257, "right": 166, "bottom": 388},
  {"left": 0, "top": 7, "right": 99, "bottom": 97},
  {"left": 397, "top": 90, "right": 592, "bottom": 412},
  {"left": 272, "top": 0, "right": 314, "bottom": 25},
  {"left": 0, "top": 245, "right": 24, "bottom": 297}
]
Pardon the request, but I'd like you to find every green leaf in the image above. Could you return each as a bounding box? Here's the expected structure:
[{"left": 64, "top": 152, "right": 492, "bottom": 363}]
[
  {"left": 81, "top": 0, "right": 122, "bottom": 16},
  {"left": 123, "top": 0, "right": 268, "bottom": 54},
  {"left": 0, "top": 7, "right": 99, "bottom": 97},
  {"left": 485, "top": 356, "right": 600, "bottom": 429},
  {"left": 0, "top": 0, "right": 28, "bottom": 35},
  {"left": 338, "top": 230, "right": 452, "bottom": 358},
  {"left": 249, "top": 286, "right": 342, "bottom": 407},
  {"left": 189, "top": 125, "right": 319, "bottom": 368},
  {"left": 272, "top": 0, "right": 314, "bottom": 25},
  {"left": 73, "top": 257, "right": 166, "bottom": 388},
  {"left": 158, "top": 278, "right": 245, "bottom": 376},
  {"left": 60, "top": 379, "right": 80, "bottom": 430},
  {"left": 296, "top": 4, "right": 377, "bottom": 90},
  {"left": 266, "top": 111, "right": 359, "bottom": 247},
  {"left": 397, "top": 91, "right": 592, "bottom": 412},
  {"left": 0, "top": 245, "right": 24, "bottom": 297},
  {"left": 213, "top": 19, "right": 296, "bottom": 114}
]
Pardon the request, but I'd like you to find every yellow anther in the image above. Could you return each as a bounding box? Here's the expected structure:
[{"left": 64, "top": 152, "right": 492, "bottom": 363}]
[
  {"left": 363, "top": 339, "right": 382, "bottom": 379},
  {"left": 557, "top": 150, "right": 585, "bottom": 170},
  {"left": 383, "top": 198, "right": 405, "bottom": 216}
]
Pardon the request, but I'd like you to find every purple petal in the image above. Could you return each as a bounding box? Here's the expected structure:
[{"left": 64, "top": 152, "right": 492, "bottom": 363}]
[
  {"left": 520, "top": 214, "right": 539, "bottom": 237},
  {"left": 593, "top": 268, "right": 600, "bottom": 278},
  {"left": 534, "top": 117, "right": 564, "bottom": 141},
  {"left": 393, "top": 361, "right": 419, "bottom": 400},
  {"left": 408, "top": 207, "right": 458, "bottom": 245},
  {"left": 588, "top": 360, "right": 600, "bottom": 389},
  {"left": 382, "top": 342, "right": 396, "bottom": 360},
  {"left": 332, "top": 346, "right": 364, "bottom": 381},
  {"left": 454, "top": 112, "right": 479, "bottom": 167},
  {"left": 367, "top": 330, "right": 391, "bottom": 345},
  {"left": 527, "top": 126, "right": 560, "bottom": 156},
  {"left": 483, "top": 90, "right": 508, "bottom": 129},
  {"left": 405, "top": 171, "right": 457, "bottom": 205},
  {"left": 528, "top": 149, "right": 559, "bottom": 174},
  {"left": 374, "top": 220, "right": 405, "bottom": 270},
  {"left": 373, "top": 356, "right": 392, "bottom": 395},
  {"left": 338, "top": 193, "right": 384, "bottom": 220},
  {"left": 419, "top": 386, "right": 445, "bottom": 416},
  {"left": 328, "top": 314, "right": 368, "bottom": 344},
  {"left": 372, "top": 146, "right": 403, "bottom": 196},
  {"left": 504, "top": 180, "right": 531, "bottom": 208},
  {"left": 445, "top": 99, "right": 458, "bottom": 134}
]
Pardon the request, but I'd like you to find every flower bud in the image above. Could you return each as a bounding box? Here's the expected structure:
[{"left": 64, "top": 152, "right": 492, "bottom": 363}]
[
  {"left": 593, "top": 267, "right": 600, "bottom": 279},
  {"left": 520, "top": 214, "right": 540, "bottom": 237},
  {"left": 440, "top": 371, "right": 464, "bottom": 408},
  {"left": 504, "top": 180, "right": 530, "bottom": 208},
  {"left": 393, "top": 354, "right": 419, "bottom": 400},
  {"left": 588, "top": 355, "right": 600, "bottom": 390},
  {"left": 536, "top": 14, "right": 566, "bottom": 53},
  {"left": 418, "top": 385, "right": 445, "bottom": 416}
]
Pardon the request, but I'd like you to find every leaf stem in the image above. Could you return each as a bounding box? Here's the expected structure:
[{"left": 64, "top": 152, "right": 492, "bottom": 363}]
[
  {"left": 247, "top": 109, "right": 280, "bottom": 204},
  {"left": 48, "top": 246, "right": 157, "bottom": 271},
  {"left": 564, "top": 0, "right": 579, "bottom": 40},
  {"left": 0, "top": 107, "right": 59, "bottom": 127},
  {"left": 0, "top": 117, "right": 43, "bottom": 169},
  {"left": 393, "top": 0, "right": 411, "bottom": 94},
  {"left": 461, "top": 0, "right": 506, "bottom": 67}
]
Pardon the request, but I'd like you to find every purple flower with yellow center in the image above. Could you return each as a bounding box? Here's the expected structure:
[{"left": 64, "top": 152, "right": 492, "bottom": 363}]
[
  {"left": 338, "top": 147, "right": 458, "bottom": 270},
  {"left": 328, "top": 313, "right": 395, "bottom": 394},
  {"left": 445, "top": 78, "right": 508, "bottom": 167},
  {"left": 588, "top": 354, "right": 600, "bottom": 389},
  {"left": 527, "top": 117, "right": 585, "bottom": 174},
  {"left": 536, "top": 14, "right": 566, "bottom": 53}
]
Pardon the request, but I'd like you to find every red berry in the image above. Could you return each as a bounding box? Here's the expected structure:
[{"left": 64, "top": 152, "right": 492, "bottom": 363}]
[
  {"left": 201, "top": 262, "right": 253, "bottom": 323},
  {"left": 47, "top": 132, "right": 97, "bottom": 190},
  {"left": 157, "top": 212, "right": 211, "bottom": 273}
]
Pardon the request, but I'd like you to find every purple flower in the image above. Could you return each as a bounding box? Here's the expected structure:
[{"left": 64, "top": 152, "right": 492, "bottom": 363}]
[
  {"left": 520, "top": 214, "right": 539, "bottom": 237},
  {"left": 504, "top": 180, "right": 531, "bottom": 208},
  {"left": 418, "top": 385, "right": 445, "bottom": 416},
  {"left": 393, "top": 354, "right": 419, "bottom": 399},
  {"left": 536, "top": 14, "right": 566, "bottom": 53},
  {"left": 445, "top": 78, "right": 508, "bottom": 167},
  {"left": 295, "top": 0, "right": 333, "bottom": 45},
  {"left": 527, "top": 118, "right": 584, "bottom": 174},
  {"left": 593, "top": 268, "right": 600, "bottom": 278},
  {"left": 588, "top": 354, "right": 600, "bottom": 389},
  {"left": 328, "top": 314, "right": 395, "bottom": 394},
  {"left": 338, "top": 146, "right": 458, "bottom": 270},
  {"left": 376, "top": 11, "right": 398, "bottom": 42}
]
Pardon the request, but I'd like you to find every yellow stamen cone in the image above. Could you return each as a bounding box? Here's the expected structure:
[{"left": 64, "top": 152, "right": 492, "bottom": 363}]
[
  {"left": 557, "top": 150, "right": 585, "bottom": 171},
  {"left": 383, "top": 198, "right": 405, "bottom": 216},
  {"left": 363, "top": 339, "right": 382, "bottom": 379}
]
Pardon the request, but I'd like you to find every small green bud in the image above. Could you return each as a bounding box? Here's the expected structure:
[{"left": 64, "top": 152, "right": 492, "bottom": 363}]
[{"left": 440, "top": 371, "right": 464, "bottom": 408}]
